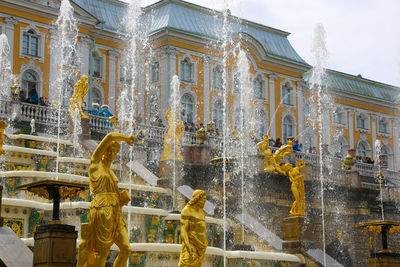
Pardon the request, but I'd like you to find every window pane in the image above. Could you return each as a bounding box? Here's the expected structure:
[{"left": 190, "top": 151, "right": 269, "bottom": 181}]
[
  {"left": 94, "top": 58, "right": 101, "bottom": 77},
  {"left": 23, "top": 35, "right": 29, "bottom": 54},
  {"left": 30, "top": 36, "right": 38, "bottom": 56},
  {"left": 185, "top": 63, "right": 191, "bottom": 81}
]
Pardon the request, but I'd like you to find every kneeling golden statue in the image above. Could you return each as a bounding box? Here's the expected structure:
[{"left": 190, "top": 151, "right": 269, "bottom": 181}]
[
  {"left": 77, "top": 133, "right": 135, "bottom": 267},
  {"left": 179, "top": 190, "right": 208, "bottom": 267}
]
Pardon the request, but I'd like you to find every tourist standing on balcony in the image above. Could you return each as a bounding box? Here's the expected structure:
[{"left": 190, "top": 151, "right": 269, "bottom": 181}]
[
  {"left": 19, "top": 90, "right": 26, "bottom": 102},
  {"left": 28, "top": 89, "right": 39, "bottom": 104},
  {"left": 293, "top": 140, "right": 302, "bottom": 152},
  {"left": 91, "top": 103, "right": 100, "bottom": 115},
  {"left": 99, "top": 104, "right": 113, "bottom": 118},
  {"left": 274, "top": 138, "right": 282, "bottom": 148}
]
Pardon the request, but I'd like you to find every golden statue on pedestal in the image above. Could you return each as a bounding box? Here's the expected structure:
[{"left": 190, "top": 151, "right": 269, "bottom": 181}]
[
  {"left": 257, "top": 136, "right": 294, "bottom": 175},
  {"left": 161, "top": 107, "right": 184, "bottom": 161},
  {"left": 288, "top": 159, "right": 306, "bottom": 216},
  {"left": 179, "top": 190, "right": 208, "bottom": 267},
  {"left": 77, "top": 132, "right": 135, "bottom": 267},
  {"left": 0, "top": 120, "right": 6, "bottom": 155},
  {"left": 69, "top": 75, "right": 89, "bottom": 119}
]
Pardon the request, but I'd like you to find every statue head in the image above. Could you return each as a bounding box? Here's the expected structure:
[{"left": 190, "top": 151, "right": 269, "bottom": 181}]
[
  {"left": 104, "top": 141, "right": 120, "bottom": 161},
  {"left": 188, "top": 189, "right": 207, "bottom": 209},
  {"left": 0, "top": 120, "right": 7, "bottom": 130}
]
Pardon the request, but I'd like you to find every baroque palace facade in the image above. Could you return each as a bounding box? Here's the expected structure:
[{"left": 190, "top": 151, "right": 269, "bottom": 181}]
[{"left": 0, "top": 0, "right": 399, "bottom": 170}]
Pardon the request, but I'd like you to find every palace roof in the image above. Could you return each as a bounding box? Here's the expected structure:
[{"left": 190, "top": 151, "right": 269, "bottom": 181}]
[
  {"left": 71, "top": 0, "right": 308, "bottom": 66},
  {"left": 303, "top": 70, "right": 400, "bottom": 104}
]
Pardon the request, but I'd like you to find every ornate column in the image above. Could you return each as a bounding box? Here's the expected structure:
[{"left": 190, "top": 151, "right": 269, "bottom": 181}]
[
  {"left": 5, "top": 17, "right": 18, "bottom": 71},
  {"left": 160, "top": 47, "right": 179, "bottom": 119},
  {"left": 79, "top": 35, "right": 91, "bottom": 76},
  {"left": 348, "top": 109, "right": 355, "bottom": 148},
  {"left": 393, "top": 119, "right": 400, "bottom": 170},
  {"left": 268, "top": 73, "right": 277, "bottom": 138},
  {"left": 108, "top": 49, "right": 119, "bottom": 114},
  {"left": 297, "top": 81, "right": 306, "bottom": 144},
  {"left": 371, "top": 114, "right": 377, "bottom": 161},
  {"left": 203, "top": 56, "right": 211, "bottom": 124}
]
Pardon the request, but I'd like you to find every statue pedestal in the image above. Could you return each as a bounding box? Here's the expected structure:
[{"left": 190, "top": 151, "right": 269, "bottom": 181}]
[
  {"left": 183, "top": 144, "right": 211, "bottom": 164},
  {"left": 369, "top": 252, "right": 400, "bottom": 267},
  {"left": 282, "top": 216, "right": 305, "bottom": 253},
  {"left": 33, "top": 224, "right": 77, "bottom": 267}
]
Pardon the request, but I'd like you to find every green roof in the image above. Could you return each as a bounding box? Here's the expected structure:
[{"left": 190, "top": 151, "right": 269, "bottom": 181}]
[{"left": 303, "top": 70, "right": 400, "bottom": 103}]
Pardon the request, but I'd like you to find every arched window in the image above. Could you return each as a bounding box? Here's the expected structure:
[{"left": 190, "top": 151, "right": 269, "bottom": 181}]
[
  {"left": 283, "top": 116, "right": 294, "bottom": 143},
  {"left": 282, "top": 82, "right": 293, "bottom": 105},
  {"left": 180, "top": 57, "right": 193, "bottom": 82},
  {"left": 333, "top": 136, "right": 348, "bottom": 158},
  {"left": 380, "top": 145, "right": 393, "bottom": 169},
  {"left": 357, "top": 141, "right": 370, "bottom": 157},
  {"left": 92, "top": 88, "right": 102, "bottom": 106},
  {"left": 212, "top": 65, "right": 223, "bottom": 90},
  {"left": 180, "top": 94, "right": 194, "bottom": 124},
  {"left": 213, "top": 100, "right": 224, "bottom": 131},
  {"left": 333, "top": 108, "right": 345, "bottom": 125},
  {"left": 254, "top": 108, "right": 267, "bottom": 138},
  {"left": 253, "top": 75, "right": 264, "bottom": 99},
  {"left": 21, "top": 71, "right": 39, "bottom": 99},
  {"left": 22, "top": 29, "right": 39, "bottom": 56}
]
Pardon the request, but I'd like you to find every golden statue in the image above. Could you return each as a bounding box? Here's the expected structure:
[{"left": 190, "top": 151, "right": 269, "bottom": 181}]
[
  {"left": 0, "top": 120, "right": 6, "bottom": 155},
  {"left": 273, "top": 141, "right": 294, "bottom": 175},
  {"left": 69, "top": 75, "right": 89, "bottom": 119},
  {"left": 288, "top": 159, "right": 306, "bottom": 216},
  {"left": 257, "top": 135, "right": 276, "bottom": 173},
  {"left": 77, "top": 132, "right": 135, "bottom": 267},
  {"left": 179, "top": 190, "right": 208, "bottom": 267},
  {"left": 161, "top": 107, "right": 184, "bottom": 161}
]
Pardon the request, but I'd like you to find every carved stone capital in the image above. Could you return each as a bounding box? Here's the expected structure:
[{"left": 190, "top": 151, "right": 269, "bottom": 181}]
[
  {"left": 159, "top": 47, "right": 179, "bottom": 59},
  {"left": 5, "top": 17, "right": 18, "bottom": 28},
  {"left": 108, "top": 49, "right": 120, "bottom": 58},
  {"left": 297, "top": 80, "right": 307, "bottom": 91},
  {"left": 79, "top": 35, "right": 92, "bottom": 47},
  {"left": 269, "top": 73, "right": 278, "bottom": 82}
]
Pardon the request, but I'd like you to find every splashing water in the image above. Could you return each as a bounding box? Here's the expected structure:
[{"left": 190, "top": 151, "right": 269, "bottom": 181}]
[
  {"left": 118, "top": 0, "right": 149, "bottom": 244},
  {"left": 71, "top": 108, "right": 82, "bottom": 157},
  {"left": 170, "top": 75, "right": 180, "bottom": 210},
  {"left": 0, "top": 34, "right": 13, "bottom": 100},
  {"left": 51, "top": 0, "right": 80, "bottom": 179},
  {"left": 309, "top": 23, "right": 330, "bottom": 266}
]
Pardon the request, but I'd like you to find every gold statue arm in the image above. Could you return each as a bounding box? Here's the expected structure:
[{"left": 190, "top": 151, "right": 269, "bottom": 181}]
[
  {"left": 91, "top": 133, "right": 134, "bottom": 163},
  {"left": 165, "top": 107, "right": 171, "bottom": 120}
]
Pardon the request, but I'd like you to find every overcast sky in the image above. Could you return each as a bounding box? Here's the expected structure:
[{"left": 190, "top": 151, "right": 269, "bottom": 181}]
[{"left": 136, "top": 0, "right": 400, "bottom": 86}]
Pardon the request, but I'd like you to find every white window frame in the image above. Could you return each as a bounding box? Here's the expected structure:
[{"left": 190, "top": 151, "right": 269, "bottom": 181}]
[
  {"left": 253, "top": 74, "right": 266, "bottom": 100},
  {"left": 212, "top": 97, "right": 224, "bottom": 132},
  {"left": 211, "top": 64, "right": 223, "bottom": 91},
  {"left": 19, "top": 25, "right": 45, "bottom": 63},
  {"left": 20, "top": 60, "right": 43, "bottom": 99},
  {"left": 90, "top": 48, "right": 106, "bottom": 81},
  {"left": 281, "top": 81, "right": 295, "bottom": 107},
  {"left": 179, "top": 56, "right": 195, "bottom": 83},
  {"left": 253, "top": 105, "right": 268, "bottom": 138},
  {"left": 380, "top": 144, "right": 393, "bottom": 170},
  {"left": 332, "top": 107, "right": 347, "bottom": 127},
  {"left": 356, "top": 139, "right": 371, "bottom": 158},
  {"left": 92, "top": 80, "right": 104, "bottom": 106},
  {"left": 180, "top": 93, "right": 194, "bottom": 124},
  {"left": 151, "top": 61, "right": 160, "bottom": 84},
  {"left": 378, "top": 117, "right": 391, "bottom": 136},
  {"left": 355, "top": 112, "right": 370, "bottom": 132},
  {"left": 180, "top": 87, "right": 197, "bottom": 124},
  {"left": 333, "top": 135, "right": 348, "bottom": 158}
]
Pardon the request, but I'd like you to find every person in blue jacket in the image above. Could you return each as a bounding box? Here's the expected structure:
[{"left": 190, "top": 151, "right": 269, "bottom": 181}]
[
  {"left": 91, "top": 103, "right": 100, "bottom": 116},
  {"left": 29, "top": 89, "right": 39, "bottom": 104}
]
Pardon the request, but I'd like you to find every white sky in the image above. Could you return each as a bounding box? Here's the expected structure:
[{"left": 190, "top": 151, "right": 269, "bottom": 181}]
[{"left": 136, "top": 0, "right": 400, "bottom": 86}]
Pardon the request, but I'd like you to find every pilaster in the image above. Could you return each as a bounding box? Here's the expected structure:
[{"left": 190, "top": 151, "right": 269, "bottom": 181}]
[
  {"left": 268, "top": 73, "right": 277, "bottom": 138},
  {"left": 297, "top": 81, "right": 306, "bottom": 144},
  {"left": 160, "top": 47, "right": 179, "bottom": 120},
  {"left": 108, "top": 49, "right": 119, "bottom": 113},
  {"left": 348, "top": 109, "right": 355, "bottom": 148},
  {"left": 79, "top": 35, "right": 91, "bottom": 77},
  {"left": 393, "top": 119, "right": 400, "bottom": 171},
  {"left": 5, "top": 17, "right": 18, "bottom": 71},
  {"left": 203, "top": 56, "right": 211, "bottom": 124},
  {"left": 371, "top": 114, "right": 377, "bottom": 161}
]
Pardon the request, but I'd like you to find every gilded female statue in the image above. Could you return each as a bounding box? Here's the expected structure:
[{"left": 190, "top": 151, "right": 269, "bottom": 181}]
[
  {"left": 288, "top": 160, "right": 306, "bottom": 216},
  {"left": 257, "top": 135, "right": 276, "bottom": 173},
  {"left": 69, "top": 75, "right": 89, "bottom": 119},
  {"left": 77, "top": 132, "right": 134, "bottom": 267},
  {"left": 179, "top": 190, "right": 208, "bottom": 267},
  {"left": 161, "top": 107, "right": 184, "bottom": 161}
]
